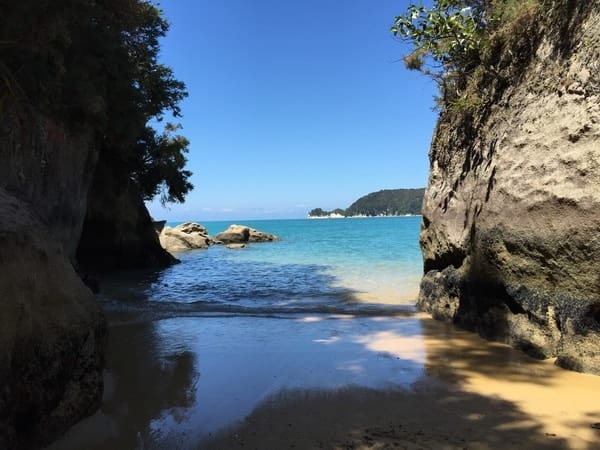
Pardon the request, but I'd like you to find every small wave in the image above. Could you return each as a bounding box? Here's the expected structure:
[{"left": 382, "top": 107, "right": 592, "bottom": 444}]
[{"left": 99, "top": 296, "right": 418, "bottom": 323}]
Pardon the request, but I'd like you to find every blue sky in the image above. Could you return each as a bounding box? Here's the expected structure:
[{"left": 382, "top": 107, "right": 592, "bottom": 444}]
[{"left": 147, "top": 0, "right": 438, "bottom": 221}]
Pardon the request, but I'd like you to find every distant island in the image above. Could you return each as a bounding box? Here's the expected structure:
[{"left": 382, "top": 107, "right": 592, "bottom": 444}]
[{"left": 308, "top": 188, "right": 425, "bottom": 218}]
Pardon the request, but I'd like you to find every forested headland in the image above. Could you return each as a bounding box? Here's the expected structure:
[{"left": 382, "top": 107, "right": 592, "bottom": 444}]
[{"left": 309, "top": 188, "right": 425, "bottom": 218}]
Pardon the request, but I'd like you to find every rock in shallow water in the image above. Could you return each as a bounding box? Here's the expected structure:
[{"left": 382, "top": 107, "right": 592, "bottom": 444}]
[
  {"left": 159, "top": 222, "right": 214, "bottom": 252},
  {"left": 215, "top": 224, "right": 279, "bottom": 244},
  {"left": 226, "top": 243, "right": 247, "bottom": 249}
]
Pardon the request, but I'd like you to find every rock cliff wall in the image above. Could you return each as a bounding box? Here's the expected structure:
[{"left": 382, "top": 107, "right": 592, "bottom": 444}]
[
  {"left": 77, "top": 157, "right": 177, "bottom": 271},
  {"left": 0, "top": 115, "right": 106, "bottom": 448},
  {"left": 419, "top": 0, "right": 600, "bottom": 374},
  {"left": 0, "top": 115, "right": 98, "bottom": 259}
]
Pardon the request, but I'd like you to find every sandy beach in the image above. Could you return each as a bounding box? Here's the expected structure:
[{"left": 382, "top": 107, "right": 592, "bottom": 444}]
[{"left": 49, "top": 311, "right": 600, "bottom": 450}]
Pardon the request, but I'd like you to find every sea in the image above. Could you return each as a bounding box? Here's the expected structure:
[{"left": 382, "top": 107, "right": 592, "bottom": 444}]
[{"left": 99, "top": 216, "right": 424, "bottom": 319}]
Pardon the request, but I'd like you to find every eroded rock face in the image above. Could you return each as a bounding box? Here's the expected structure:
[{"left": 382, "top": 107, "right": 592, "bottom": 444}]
[
  {"left": 419, "top": 2, "right": 600, "bottom": 374},
  {"left": 0, "top": 115, "right": 106, "bottom": 447},
  {"left": 215, "top": 225, "right": 279, "bottom": 244}
]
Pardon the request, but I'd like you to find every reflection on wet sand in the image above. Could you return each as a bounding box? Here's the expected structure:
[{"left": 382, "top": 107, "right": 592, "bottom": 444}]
[
  {"left": 207, "top": 315, "right": 600, "bottom": 450},
  {"left": 49, "top": 321, "right": 199, "bottom": 450},
  {"left": 50, "top": 313, "right": 600, "bottom": 450}
]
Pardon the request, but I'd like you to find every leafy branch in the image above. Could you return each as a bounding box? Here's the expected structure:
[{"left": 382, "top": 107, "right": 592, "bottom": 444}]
[{"left": 391, "top": 0, "right": 487, "bottom": 78}]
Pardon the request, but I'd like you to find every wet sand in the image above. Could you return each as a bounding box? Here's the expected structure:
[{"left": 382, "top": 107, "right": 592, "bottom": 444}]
[{"left": 50, "top": 312, "right": 600, "bottom": 450}]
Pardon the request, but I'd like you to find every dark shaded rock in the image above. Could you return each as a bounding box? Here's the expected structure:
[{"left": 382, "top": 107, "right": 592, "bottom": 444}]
[
  {"left": 0, "top": 190, "right": 106, "bottom": 449},
  {"left": 0, "top": 115, "right": 98, "bottom": 261},
  {"left": 77, "top": 158, "right": 178, "bottom": 271},
  {"left": 152, "top": 220, "right": 167, "bottom": 234},
  {"left": 0, "top": 112, "right": 107, "bottom": 448}
]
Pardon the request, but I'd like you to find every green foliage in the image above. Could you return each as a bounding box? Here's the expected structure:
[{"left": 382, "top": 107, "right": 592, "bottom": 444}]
[
  {"left": 447, "top": 91, "right": 483, "bottom": 113},
  {"left": 490, "top": 0, "right": 540, "bottom": 23},
  {"left": 308, "top": 208, "right": 328, "bottom": 217},
  {"left": 391, "top": 0, "right": 543, "bottom": 112},
  {"left": 133, "top": 124, "right": 193, "bottom": 206},
  {"left": 346, "top": 189, "right": 425, "bottom": 216},
  {"left": 391, "top": 1, "right": 487, "bottom": 76},
  {"left": 0, "top": 0, "right": 192, "bottom": 205}
]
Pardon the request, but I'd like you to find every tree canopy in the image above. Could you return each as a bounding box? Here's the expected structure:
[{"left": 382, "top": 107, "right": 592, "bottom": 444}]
[{"left": 1, "top": 0, "right": 193, "bottom": 204}]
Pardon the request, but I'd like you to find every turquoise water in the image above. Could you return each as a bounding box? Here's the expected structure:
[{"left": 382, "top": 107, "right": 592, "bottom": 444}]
[
  {"left": 102, "top": 217, "right": 423, "bottom": 317},
  {"left": 203, "top": 217, "right": 423, "bottom": 304}
]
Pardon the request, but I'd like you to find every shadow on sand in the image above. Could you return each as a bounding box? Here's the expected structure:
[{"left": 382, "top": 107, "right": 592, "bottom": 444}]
[{"left": 204, "top": 385, "right": 570, "bottom": 450}]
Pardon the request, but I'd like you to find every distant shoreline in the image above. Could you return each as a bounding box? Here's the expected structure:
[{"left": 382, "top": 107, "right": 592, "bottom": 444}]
[{"left": 307, "top": 214, "right": 422, "bottom": 219}]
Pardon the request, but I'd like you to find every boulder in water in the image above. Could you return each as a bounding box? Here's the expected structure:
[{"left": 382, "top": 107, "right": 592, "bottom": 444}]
[
  {"left": 159, "top": 222, "right": 214, "bottom": 252},
  {"left": 215, "top": 225, "right": 278, "bottom": 244}
]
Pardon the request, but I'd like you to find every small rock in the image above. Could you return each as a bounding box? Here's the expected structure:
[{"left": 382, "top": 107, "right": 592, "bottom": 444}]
[{"left": 226, "top": 243, "right": 247, "bottom": 250}]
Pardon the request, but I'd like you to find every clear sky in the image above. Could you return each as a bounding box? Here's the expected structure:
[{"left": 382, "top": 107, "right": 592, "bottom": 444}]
[{"left": 146, "top": 0, "right": 438, "bottom": 221}]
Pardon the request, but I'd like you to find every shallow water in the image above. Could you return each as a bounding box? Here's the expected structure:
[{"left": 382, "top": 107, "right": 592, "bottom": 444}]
[
  {"left": 50, "top": 217, "right": 600, "bottom": 449},
  {"left": 51, "top": 313, "right": 600, "bottom": 450},
  {"left": 52, "top": 314, "right": 427, "bottom": 449}
]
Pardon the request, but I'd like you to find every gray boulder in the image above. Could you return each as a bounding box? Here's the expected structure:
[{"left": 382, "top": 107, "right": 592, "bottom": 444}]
[
  {"left": 159, "top": 222, "right": 214, "bottom": 252},
  {"left": 226, "top": 243, "right": 248, "bottom": 250},
  {"left": 215, "top": 224, "right": 278, "bottom": 244}
]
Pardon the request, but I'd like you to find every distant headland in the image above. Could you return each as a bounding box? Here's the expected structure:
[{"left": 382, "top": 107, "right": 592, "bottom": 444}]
[{"left": 308, "top": 188, "right": 425, "bottom": 218}]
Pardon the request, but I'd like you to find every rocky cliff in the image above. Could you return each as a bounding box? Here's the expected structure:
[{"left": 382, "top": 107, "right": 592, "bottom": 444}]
[
  {"left": 0, "top": 114, "right": 176, "bottom": 450},
  {"left": 0, "top": 115, "right": 107, "bottom": 448},
  {"left": 76, "top": 156, "right": 177, "bottom": 271},
  {"left": 0, "top": 2, "right": 187, "bottom": 447},
  {"left": 419, "top": 1, "right": 600, "bottom": 374}
]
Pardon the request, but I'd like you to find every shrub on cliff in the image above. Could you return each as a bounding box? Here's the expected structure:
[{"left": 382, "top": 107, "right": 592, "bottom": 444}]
[{"left": 391, "top": 0, "right": 542, "bottom": 108}]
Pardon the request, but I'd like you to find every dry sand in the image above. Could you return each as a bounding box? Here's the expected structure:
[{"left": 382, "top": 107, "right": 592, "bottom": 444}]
[{"left": 50, "top": 313, "right": 600, "bottom": 450}]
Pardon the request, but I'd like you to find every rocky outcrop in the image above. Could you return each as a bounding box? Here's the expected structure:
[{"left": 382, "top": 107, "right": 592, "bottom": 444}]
[
  {"left": 159, "top": 222, "right": 214, "bottom": 252},
  {"left": 157, "top": 223, "right": 278, "bottom": 251},
  {"left": 0, "top": 116, "right": 106, "bottom": 447},
  {"left": 419, "top": 1, "right": 600, "bottom": 374},
  {"left": 215, "top": 224, "right": 279, "bottom": 244},
  {"left": 76, "top": 158, "right": 177, "bottom": 270}
]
